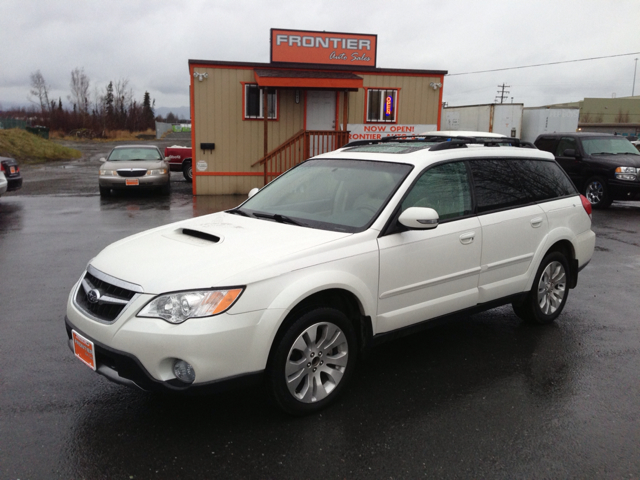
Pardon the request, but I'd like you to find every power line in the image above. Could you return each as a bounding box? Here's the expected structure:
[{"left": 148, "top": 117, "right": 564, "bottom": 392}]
[{"left": 447, "top": 51, "right": 640, "bottom": 76}]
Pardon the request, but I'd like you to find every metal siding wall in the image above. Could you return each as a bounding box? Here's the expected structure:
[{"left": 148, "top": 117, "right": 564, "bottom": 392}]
[
  {"left": 347, "top": 74, "right": 442, "bottom": 125},
  {"left": 192, "top": 66, "right": 305, "bottom": 194}
]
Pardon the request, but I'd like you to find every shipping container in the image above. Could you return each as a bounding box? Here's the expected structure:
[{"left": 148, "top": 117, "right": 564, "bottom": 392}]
[{"left": 440, "top": 103, "right": 523, "bottom": 138}]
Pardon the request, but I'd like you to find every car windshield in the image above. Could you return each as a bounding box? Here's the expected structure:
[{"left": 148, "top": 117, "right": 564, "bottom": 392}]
[
  {"left": 107, "top": 148, "right": 162, "bottom": 161},
  {"left": 582, "top": 138, "right": 640, "bottom": 155},
  {"left": 238, "top": 159, "right": 413, "bottom": 233}
]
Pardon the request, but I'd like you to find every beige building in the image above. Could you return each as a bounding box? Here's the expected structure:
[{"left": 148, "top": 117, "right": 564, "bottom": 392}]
[
  {"left": 547, "top": 96, "right": 640, "bottom": 137},
  {"left": 188, "top": 29, "right": 446, "bottom": 195}
]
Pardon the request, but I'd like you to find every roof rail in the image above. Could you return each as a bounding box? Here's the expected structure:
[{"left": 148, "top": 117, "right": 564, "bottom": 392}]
[{"left": 342, "top": 134, "right": 537, "bottom": 150}]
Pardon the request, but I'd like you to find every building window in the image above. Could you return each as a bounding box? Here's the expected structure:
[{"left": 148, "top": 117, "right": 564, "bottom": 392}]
[
  {"left": 244, "top": 84, "right": 277, "bottom": 120},
  {"left": 367, "top": 89, "right": 397, "bottom": 123}
]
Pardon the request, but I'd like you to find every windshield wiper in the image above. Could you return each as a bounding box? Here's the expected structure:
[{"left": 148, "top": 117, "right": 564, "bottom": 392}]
[
  {"left": 253, "top": 212, "right": 306, "bottom": 226},
  {"left": 226, "top": 208, "right": 251, "bottom": 217}
]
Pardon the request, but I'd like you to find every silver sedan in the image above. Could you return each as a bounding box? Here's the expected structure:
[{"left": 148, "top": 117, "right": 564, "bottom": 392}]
[{"left": 99, "top": 145, "right": 170, "bottom": 196}]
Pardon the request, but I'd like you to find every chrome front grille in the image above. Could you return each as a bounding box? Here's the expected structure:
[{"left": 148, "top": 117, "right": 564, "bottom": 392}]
[{"left": 75, "top": 266, "right": 142, "bottom": 322}]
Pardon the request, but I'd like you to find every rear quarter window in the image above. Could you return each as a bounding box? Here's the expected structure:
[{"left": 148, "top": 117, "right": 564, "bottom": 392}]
[{"left": 510, "top": 159, "right": 577, "bottom": 201}]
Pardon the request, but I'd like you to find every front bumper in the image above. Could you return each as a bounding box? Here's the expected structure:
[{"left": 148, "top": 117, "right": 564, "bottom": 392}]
[
  {"left": 99, "top": 174, "right": 169, "bottom": 189},
  {"left": 609, "top": 179, "right": 640, "bottom": 200},
  {"left": 65, "top": 317, "right": 263, "bottom": 393},
  {"left": 65, "top": 277, "right": 278, "bottom": 393}
]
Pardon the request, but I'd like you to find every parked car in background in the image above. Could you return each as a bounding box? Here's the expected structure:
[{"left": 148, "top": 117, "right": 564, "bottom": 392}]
[
  {"left": 631, "top": 140, "right": 640, "bottom": 153},
  {"left": 534, "top": 132, "right": 640, "bottom": 208},
  {"left": 66, "top": 135, "right": 595, "bottom": 415},
  {"left": 99, "top": 145, "right": 170, "bottom": 197},
  {"left": 164, "top": 145, "right": 192, "bottom": 182},
  {"left": 0, "top": 171, "right": 7, "bottom": 197},
  {"left": 0, "top": 156, "right": 23, "bottom": 192}
]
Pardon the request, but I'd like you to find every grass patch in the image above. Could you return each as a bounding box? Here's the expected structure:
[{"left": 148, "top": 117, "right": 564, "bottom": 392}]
[
  {"left": 0, "top": 128, "right": 82, "bottom": 164},
  {"left": 51, "top": 128, "right": 156, "bottom": 142}
]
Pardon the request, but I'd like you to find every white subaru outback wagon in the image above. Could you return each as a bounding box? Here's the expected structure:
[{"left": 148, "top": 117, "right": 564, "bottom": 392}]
[{"left": 66, "top": 136, "right": 595, "bottom": 415}]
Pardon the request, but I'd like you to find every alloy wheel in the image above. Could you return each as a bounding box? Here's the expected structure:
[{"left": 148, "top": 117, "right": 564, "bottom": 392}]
[
  {"left": 285, "top": 322, "right": 349, "bottom": 403},
  {"left": 536, "top": 261, "right": 566, "bottom": 315}
]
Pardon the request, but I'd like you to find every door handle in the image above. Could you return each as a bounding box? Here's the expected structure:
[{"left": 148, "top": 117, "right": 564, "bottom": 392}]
[
  {"left": 459, "top": 232, "right": 475, "bottom": 245},
  {"left": 530, "top": 217, "right": 543, "bottom": 228}
]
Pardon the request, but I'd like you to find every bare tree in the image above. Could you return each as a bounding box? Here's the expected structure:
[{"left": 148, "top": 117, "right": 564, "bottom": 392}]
[
  {"left": 68, "top": 67, "right": 90, "bottom": 115},
  {"left": 29, "top": 70, "right": 51, "bottom": 115},
  {"left": 113, "top": 78, "right": 133, "bottom": 120}
]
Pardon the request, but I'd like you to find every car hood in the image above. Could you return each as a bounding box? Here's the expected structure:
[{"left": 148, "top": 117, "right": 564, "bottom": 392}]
[
  {"left": 90, "top": 212, "right": 352, "bottom": 293},
  {"left": 102, "top": 160, "right": 167, "bottom": 171},
  {"left": 587, "top": 153, "right": 640, "bottom": 168}
]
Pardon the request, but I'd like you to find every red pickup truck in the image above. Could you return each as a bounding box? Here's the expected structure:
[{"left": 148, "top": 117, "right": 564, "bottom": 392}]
[{"left": 164, "top": 145, "right": 192, "bottom": 182}]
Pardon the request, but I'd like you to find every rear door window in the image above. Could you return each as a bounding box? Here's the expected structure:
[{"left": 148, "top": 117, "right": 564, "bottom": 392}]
[{"left": 535, "top": 136, "right": 558, "bottom": 155}]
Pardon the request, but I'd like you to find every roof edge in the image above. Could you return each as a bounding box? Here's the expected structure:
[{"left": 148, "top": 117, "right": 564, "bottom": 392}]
[{"left": 188, "top": 59, "right": 447, "bottom": 76}]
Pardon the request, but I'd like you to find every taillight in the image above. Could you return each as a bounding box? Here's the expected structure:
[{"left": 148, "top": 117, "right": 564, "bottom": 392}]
[
  {"left": 580, "top": 194, "right": 592, "bottom": 219},
  {"left": 0, "top": 163, "right": 4, "bottom": 173}
]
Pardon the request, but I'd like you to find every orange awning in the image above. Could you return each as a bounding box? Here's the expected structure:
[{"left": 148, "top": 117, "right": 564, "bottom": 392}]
[{"left": 254, "top": 69, "right": 363, "bottom": 90}]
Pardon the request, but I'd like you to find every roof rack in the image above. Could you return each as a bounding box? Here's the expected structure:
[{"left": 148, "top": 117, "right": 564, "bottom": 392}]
[{"left": 343, "top": 134, "right": 536, "bottom": 150}]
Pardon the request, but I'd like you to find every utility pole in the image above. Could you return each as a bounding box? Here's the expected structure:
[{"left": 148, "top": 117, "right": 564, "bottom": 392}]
[
  {"left": 495, "top": 83, "right": 510, "bottom": 104},
  {"left": 633, "top": 58, "right": 638, "bottom": 97}
]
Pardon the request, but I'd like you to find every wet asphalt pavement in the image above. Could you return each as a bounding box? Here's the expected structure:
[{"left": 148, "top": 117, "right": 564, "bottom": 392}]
[{"left": 1, "top": 144, "right": 640, "bottom": 479}]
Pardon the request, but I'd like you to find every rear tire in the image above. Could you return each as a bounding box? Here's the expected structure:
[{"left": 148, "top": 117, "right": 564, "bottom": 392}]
[
  {"left": 584, "top": 176, "right": 612, "bottom": 209},
  {"left": 267, "top": 307, "right": 357, "bottom": 416},
  {"left": 182, "top": 160, "right": 193, "bottom": 183},
  {"left": 512, "top": 251, "right": 570, "bottom": 325}
]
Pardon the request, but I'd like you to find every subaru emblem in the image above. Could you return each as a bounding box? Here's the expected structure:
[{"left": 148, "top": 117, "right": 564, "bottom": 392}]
[{"left": 87, "top": 289, "right": 101, "bottom": 304}]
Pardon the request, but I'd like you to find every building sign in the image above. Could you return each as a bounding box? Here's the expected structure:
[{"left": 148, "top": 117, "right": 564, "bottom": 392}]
[
  {"left": 346, "top": 124, "right": 437, "bottom": 141},
  {"left": 271, "top": 29, "right": 377, "bottom": 67}
]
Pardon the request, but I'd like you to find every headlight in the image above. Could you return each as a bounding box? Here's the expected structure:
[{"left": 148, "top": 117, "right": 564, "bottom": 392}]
[
  {"left": 146, "top": 168, "right": 168, "bottom": 175},
  {"left": 99, "top": 170, "right": 116, "bottom": 176},
  {"left": 138, "top": 288, "right": 243, "bottom": 324},
  {"left": 615, "top": 166, "right": 638, "bottom": 181}
]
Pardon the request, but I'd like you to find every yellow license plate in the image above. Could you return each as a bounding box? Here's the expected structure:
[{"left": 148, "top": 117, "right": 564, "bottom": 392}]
[
  {"left": 125, "top": 179, "right": 139, "bottom": 186},
  {"left": 72, "top": 330, "right": 97, "bottom": 371}
]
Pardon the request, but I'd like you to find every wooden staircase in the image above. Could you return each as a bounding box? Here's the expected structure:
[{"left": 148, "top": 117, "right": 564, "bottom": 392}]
[{"left": 252, "top": 130, "right": 350, "bottom": 184}]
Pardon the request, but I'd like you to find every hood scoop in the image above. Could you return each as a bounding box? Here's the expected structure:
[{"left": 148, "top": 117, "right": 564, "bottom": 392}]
[{"left": 181, "top": 228, "right": 221, "bottom": 243}]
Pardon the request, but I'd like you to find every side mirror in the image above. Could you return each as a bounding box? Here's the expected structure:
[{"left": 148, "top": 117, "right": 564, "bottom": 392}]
[
  {"left": 99, "top": 157, "right": 107, "bottom": 163},
  {"left": 248, "top": 187, "right": 260, "bottom": 199},
  {"left": 561, "top": 149, "right": 576, "bottom": 157},
  {"left": 398, "top": 207, "right": 439, "bottom": 230}
]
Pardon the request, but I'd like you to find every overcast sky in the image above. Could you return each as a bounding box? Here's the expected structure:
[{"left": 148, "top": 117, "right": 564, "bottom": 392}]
[{"left": 1, "top": 0, "right": 639, "bottom": 115}]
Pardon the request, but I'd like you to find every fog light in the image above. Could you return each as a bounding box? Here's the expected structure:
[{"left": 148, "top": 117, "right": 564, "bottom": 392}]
[{"left": 173, "top": 360, "right": 196, "bottom": 384}]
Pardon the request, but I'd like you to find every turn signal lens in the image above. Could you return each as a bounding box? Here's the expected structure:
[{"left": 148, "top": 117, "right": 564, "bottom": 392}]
[{"left": 138, "top": 288, "right": 243, "bottom": 324}]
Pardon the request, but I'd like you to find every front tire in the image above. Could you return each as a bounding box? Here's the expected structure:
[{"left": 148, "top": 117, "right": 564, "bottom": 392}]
[
  {"left": 99, "top": 186, "right": 110, "bottom": 197},
  {"left": 267, "top": 308, "right": 357, "bottom": 415},
  {"left": 512, "top": 252, "right": 570, "bottom": 325},
  {"left": 584, "top": 176, "right": 612, "bottom": 209}
]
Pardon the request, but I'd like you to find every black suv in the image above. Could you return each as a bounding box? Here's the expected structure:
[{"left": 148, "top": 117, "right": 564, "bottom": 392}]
[{"left": 534, "top": 133, "right": 640, "bottom": 208}]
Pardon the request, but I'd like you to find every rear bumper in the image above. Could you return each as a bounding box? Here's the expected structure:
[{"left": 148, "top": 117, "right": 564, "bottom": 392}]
[{"left": 6, "top": 176, "right": 22, "bottom": 191}]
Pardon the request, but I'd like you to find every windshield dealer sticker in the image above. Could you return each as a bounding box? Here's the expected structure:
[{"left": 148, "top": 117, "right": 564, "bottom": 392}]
[{"left": 196, "top": 160, "right": 208, "bottom": 172}]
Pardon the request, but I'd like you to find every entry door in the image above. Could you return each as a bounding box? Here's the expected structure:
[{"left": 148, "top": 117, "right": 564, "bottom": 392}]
[
  {"left": 306, "top": 91, "right": 337, "bottom": 156},
  {"left": 306, "top": 91, "right": 336, "bottom": 130}
]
